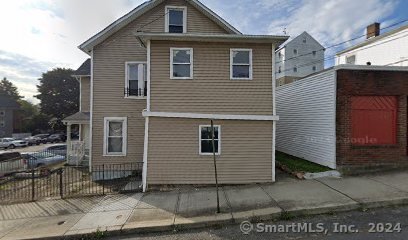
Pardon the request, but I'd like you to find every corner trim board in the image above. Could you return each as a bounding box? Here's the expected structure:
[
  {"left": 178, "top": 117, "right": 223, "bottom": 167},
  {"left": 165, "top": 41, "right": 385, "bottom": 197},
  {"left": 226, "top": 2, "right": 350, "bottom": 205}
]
[{"left": 142, "top": 111, "right": 279, "bottom": 121}]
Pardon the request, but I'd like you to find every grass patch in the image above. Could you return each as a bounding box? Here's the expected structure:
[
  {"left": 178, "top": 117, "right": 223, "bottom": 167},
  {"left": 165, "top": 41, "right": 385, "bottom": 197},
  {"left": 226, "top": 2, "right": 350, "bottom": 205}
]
[{"left": 276, "top": 152, "right": 331, "bottom": 173}]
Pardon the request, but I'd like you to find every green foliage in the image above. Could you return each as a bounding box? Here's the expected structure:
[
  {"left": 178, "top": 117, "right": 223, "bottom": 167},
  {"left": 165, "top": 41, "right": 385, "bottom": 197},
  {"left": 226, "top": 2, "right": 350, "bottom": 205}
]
[
  {"left": 276, "top": 152, "right": 331, "bottom": 173},
  {"left": 0, "top": 77, "right": 23, "bottom": 100},
  {"left": 36, "top": 68, "right": 79, "bottom": 131}
]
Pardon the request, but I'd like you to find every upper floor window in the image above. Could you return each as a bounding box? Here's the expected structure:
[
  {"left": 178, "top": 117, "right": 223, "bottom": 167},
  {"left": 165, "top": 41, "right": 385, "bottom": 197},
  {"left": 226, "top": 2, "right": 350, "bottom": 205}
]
[
  {"left": 278, "top": 66, "right": 282, "bottom": 73},
  {"left": 230, "top": 49, "right": 253, "bottom": 80},
  {"left": 165, "top": 6, "right": 187, "bottom": 33},
  {"left": 312, "top": 51, "right": 317, "bottom": 57},
  {"left": 312, "top": 66, "right": 316, "bottom": 71},
  {"left": 125, "top": 62, "right": 147, "bottom": 98},
  {"left": 293, "top": 49, "right": 298, "bottom": 55},
  {"left": 346, "top": 55, "right": 356, "bottom": 65},
  {"left": 170, "top": 48, "right": 193, "bottom": 79},
  {"left": 293, "top": 67, "right": 298, "bottom": 73}
]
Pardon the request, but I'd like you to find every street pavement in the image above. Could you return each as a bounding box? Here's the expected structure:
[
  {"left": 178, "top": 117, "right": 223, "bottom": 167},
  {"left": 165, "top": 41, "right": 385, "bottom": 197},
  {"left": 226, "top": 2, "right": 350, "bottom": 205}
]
[
  {"left": 111, "top": 206, "right": 408, "bottom": 240},
  {"left": 0, "top": 170, "right": 408, "bottom": 239}
]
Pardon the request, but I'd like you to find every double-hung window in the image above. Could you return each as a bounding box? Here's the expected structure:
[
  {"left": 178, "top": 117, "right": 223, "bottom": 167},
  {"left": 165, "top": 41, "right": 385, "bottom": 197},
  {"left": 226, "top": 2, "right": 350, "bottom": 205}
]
[
  {"left": 125, "top": 62, "right": 147, "bottom": 97},
  {"left": 165, "top": 6, "right": 187, "bottom": 33},
  {"left": 104, "top": 117, "right": 127, "bottom": 156},
  {"left": 170, "top": 48, "right": 193, "bottom": 79},
  {"left": 230, "top": 49, "right": 252, "bottom": 80},
  {"left": 199, "top": 125, "right": 221, "bottom": 155}
]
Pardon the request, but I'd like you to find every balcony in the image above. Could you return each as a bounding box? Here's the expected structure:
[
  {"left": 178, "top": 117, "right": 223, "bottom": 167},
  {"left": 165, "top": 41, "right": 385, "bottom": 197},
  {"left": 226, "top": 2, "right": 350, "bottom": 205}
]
[{"left": 124, "top": 87, "right": 147, "bottom": 98}]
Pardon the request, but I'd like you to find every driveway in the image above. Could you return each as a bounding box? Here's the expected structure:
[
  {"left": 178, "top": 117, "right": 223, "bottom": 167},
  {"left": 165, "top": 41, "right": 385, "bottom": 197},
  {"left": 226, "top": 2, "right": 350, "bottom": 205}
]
[{"left": 0, "top": 143, "right": 64, "bottom": 153}]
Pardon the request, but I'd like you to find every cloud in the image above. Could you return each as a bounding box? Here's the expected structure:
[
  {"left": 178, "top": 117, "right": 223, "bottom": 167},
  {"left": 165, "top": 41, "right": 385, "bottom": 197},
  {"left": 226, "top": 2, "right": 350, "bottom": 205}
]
[{"left": 267, "top": 0, "right": 398, "bottom": 54}]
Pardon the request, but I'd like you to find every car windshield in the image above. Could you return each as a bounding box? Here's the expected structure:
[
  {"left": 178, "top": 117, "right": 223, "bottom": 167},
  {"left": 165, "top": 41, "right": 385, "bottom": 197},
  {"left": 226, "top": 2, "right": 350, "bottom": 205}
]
[{"left": 31, "top": 152, "right": 56, "bottom": 158}]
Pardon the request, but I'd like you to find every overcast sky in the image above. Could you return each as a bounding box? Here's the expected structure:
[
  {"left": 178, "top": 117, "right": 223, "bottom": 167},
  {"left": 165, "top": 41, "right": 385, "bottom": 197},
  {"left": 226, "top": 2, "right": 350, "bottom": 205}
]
[{"left": 0, "top": 0, "right": 407, "bottom": 103}]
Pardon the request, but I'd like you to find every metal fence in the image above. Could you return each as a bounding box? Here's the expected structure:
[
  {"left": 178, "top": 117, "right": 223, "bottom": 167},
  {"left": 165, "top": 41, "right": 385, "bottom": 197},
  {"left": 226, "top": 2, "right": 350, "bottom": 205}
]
[{"left": 0, "top": 163, "right": 143, "bottom": 204}]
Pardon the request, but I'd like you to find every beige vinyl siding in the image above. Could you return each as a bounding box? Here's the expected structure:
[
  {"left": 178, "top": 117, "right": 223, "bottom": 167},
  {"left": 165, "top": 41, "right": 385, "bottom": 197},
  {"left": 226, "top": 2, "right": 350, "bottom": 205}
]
[
  {"left": 80, "top": 77, "right": 90, "bottom": 112},
  {"left": 91, "top": 0, "right": 231, "bottom": 166},
  {"left": 150, "top": 41, "right": 273, "bottom": 115},
  {"left": 147, "top": 117, "right": 273, "bottom": 185}
]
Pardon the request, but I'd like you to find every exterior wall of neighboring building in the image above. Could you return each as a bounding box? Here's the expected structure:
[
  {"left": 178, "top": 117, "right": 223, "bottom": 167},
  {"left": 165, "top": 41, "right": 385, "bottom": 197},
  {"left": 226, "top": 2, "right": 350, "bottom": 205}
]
[
  {"left": 276, "top": 32, "right": 325, "bottom": 83},
  {"left": 80, "top": 77, "right": 91, "bottom": 112},
  {"left": 0, "top": 109, "right": 15, "bottom": 138},
  {"left": 150, "top": 41, "right": 273, "bottom": 115},
  {"left": 336, "top": 69, "right": 408, "bottom": 168},
  {"left": 276, "top": 70, "right": 337, "bottom": 169},
  {"left": 147, "top": 117, "right": 273, "bottom": 184},
  {"left": 91, "top": 0, "right": 230, "bottom": 166},
  {"left": 336, "top": 28, "right": 408, "bottom": 66},
  {"left": 276, "top": 76, "right": 301, "bottom": 87}
]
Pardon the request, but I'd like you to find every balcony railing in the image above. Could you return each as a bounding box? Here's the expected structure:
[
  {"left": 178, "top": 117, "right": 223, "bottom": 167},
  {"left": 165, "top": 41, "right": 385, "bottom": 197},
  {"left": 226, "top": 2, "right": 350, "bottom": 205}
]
[{"left": 124, "top": 87, "right": 147, "bottom": 97}]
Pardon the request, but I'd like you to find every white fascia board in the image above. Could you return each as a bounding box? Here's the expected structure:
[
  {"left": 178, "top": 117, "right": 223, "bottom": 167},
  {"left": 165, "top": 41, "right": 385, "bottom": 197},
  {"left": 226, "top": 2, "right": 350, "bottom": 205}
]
[{"left": 142, "top": 111, "right": 279, "bottom": 121}]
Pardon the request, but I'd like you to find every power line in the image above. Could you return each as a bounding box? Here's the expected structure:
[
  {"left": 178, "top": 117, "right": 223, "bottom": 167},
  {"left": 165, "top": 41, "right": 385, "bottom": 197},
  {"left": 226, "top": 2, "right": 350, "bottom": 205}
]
[
  {"left": 276, "top": 32, "right": 408, "bottom": 75},
  {"left": 275, "top": 18, "right": 408, "bottom": 64}
]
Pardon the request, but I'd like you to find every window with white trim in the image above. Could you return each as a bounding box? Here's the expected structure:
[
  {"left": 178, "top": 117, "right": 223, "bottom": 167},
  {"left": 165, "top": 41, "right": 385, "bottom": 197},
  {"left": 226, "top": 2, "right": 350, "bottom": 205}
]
[
  {"left": 104, "top": 117, "right": 127, "bottom": 156},
  {"left": 165, "top": 6, "right": 187, "bottom": 33},
  {"left": 170, "top": 48, "right": 193, "bottom": 79},
  {"left": 199, "top": 125, "right": 221, "bottom": 155},
  {"left": 125, "top": 62, "right": 147, "bottom": 97},
  {"left": 230, "top": 49, "right": 252, "bottom": 80},
  {"left": 346, "top": 55, "right": 356, "bottom": 65}
]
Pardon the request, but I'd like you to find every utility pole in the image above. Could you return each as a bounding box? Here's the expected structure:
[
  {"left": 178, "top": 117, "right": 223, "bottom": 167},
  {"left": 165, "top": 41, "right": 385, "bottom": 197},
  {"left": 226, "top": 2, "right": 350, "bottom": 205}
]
[{"left": 211, "top": 120, "right": 220, "bottom": 213}]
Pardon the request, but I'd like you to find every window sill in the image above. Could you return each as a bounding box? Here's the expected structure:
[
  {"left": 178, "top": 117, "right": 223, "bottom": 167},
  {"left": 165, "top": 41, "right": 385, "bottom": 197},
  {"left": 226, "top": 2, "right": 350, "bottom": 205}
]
[
  {"left": 103, "top": 154, "right": 127, "bottom": 157},
  {"left": 199, "top": 153, "right": 221, "bottom": 156},
  {"left": 230, "top": 78, "right": 253, "bottom": 81},
  {"left": 170, "top": 77, "right": 193, "bottom": 80},
  {"left": 124, "top": 96, "right": 147, "bottom": 100}
]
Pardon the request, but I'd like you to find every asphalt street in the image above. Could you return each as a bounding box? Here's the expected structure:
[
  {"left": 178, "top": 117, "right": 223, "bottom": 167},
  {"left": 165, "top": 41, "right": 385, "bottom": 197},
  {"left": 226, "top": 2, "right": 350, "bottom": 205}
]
[{"left": 110, "top": 205, "right": 408, "bottom": 240}]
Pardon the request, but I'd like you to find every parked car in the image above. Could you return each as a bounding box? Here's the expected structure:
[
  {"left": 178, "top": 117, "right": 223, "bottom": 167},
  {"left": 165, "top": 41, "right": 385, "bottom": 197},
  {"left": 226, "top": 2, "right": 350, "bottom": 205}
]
[
  {"left": 33, "top": 134, "right": 50, "bottom": 144},
  {"left": 0, "top": 138, "right": 28, "bottom": 149},
  {"left": 21, "top": 152, "right": 65, "bottom": 169},
  {"left": 24, "top": 136, "right": 42, "bottom": 146},
  {"left": 46, "top": 134, "right": 66, "bottom": 143},
  {"left": 0, "top": 152, "right": 25, "bottom": 177},
  {"left": 41, "top": 144, "right": 67, "bottom": 156}
]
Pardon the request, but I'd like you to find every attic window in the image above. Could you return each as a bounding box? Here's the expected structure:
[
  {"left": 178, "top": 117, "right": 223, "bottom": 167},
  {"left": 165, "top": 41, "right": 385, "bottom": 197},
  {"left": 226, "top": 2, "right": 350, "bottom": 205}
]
[{"left": 165, "top": 6, "right": 187, "bottom": 33}]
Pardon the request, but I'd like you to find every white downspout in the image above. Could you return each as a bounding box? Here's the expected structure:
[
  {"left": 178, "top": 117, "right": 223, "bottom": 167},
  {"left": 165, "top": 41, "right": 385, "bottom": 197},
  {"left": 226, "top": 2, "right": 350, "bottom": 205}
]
[
  {"left": 89, "top": 50, "right": 94, "bottom": 172},
  {"left": 272, "top": 44, "right": 277, "bottom": 182},
  {"left": 142, "top": 40, "right": 151, "bottom": 192}
]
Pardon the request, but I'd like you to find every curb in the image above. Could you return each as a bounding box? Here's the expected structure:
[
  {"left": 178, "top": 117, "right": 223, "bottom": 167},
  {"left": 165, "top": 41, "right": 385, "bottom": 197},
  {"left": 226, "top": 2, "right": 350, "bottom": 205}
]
[{"left": 8, "top": 198, "right": 408, "bottom": 240}]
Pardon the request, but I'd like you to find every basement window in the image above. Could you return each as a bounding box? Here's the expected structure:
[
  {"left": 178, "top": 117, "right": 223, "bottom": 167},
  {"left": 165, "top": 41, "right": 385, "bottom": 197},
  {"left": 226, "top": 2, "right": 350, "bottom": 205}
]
[
  {"left": 165, "top": 6, "right": 187, "bottom": 33},
  {"left": 199, "top": 125, "right": 221, "bottom": 155}
]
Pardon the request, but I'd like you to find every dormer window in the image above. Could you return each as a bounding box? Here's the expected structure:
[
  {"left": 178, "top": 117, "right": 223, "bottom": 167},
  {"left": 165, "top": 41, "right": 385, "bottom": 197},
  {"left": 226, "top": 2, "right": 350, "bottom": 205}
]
[{"left": 165, "top": 6, "right": 187, "bottom": 33}]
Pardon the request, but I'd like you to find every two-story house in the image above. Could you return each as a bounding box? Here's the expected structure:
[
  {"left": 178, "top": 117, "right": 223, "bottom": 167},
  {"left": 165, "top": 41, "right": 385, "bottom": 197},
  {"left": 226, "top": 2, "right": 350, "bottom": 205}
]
[
  {"left": 65, "top": 0, "right": 288, "bottom": 191},
  {"left": 275, "top": 32, "right": 325, "bottom": 86},
  {"left": 336, "top": 23, "right": 408, "bottom": 66}
]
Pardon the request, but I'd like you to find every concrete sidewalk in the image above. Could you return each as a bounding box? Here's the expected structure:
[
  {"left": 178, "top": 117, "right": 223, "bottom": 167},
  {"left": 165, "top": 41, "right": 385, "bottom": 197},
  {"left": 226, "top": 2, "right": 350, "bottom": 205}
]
[{"left": 1, "top": 171, "right": 408, "bottom": 239}]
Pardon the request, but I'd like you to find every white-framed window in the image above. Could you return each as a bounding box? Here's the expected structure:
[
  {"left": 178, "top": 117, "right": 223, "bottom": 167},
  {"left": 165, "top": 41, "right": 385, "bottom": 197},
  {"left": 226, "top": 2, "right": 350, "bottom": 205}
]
[
  {"left": 103, "top": 117, "right": 127, "bottom": 156},
  {"left": 230, "top": 49, "right": 253, "bottom": 80},
  {"left": 170, "top": 48, "right": 193, "bottom": 79},
  {"left": 199, "top": 125, "right": 221, "bottom": 155},
  {"left": 125, "top": 62, "right": 147, "bottom": 98},
  {"left": 165, "top": 6, "right": 187, "bottom": 33}
]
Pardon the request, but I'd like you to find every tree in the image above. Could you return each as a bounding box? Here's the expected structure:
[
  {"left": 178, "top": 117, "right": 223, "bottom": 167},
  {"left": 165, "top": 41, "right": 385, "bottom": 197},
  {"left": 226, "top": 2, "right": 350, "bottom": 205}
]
[
  {"left": 36, "top": 68, "right": 79, "bottom": 131},
  {"left": 0, "top": 77, "right": 23, "bottom": 100}
]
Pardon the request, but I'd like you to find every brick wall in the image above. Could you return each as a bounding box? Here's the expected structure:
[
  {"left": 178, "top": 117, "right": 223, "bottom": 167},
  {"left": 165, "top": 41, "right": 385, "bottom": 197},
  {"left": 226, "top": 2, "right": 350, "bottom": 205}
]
[{"left": 336, "top": 69, "right": 408, "bottom": 168}]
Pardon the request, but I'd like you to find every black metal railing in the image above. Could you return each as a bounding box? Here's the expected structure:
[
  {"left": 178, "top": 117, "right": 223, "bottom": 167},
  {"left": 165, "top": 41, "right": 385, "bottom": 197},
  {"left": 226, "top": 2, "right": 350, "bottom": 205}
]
[
  {"left": 0, "top": 162, "right": 143, "bottom": 204},
  {"left": 124, "top": 87, "right": 147, "bottom": 97}
]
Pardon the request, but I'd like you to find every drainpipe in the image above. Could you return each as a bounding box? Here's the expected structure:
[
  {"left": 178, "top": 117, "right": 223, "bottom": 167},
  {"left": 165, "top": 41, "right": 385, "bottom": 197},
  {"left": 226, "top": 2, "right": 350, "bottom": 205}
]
[{"left": 272, "top": 44, "right": 277, "bottom": 182}]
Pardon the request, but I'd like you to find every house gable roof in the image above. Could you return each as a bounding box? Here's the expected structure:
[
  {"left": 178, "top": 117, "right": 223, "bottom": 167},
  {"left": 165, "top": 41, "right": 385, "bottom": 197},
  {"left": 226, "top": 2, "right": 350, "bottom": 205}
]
[
  {"left": 79, "top": 0, "right": 241, "bottom": 54},
  {"left": 73, "top": 59, "right": 91, "bottom": 77},
  {"left": 336, "top": 24, "right": 408, "bottom": 56},
  {"left": 0, "top": 96, "right": 20, "bottom": 109},
  {"left": 276, "top": 31, "right": 324, "bottom": 52}
]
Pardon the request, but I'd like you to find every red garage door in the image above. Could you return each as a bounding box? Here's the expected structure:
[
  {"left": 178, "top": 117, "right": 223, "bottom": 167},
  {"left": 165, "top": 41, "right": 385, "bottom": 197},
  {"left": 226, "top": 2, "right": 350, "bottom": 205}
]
[{"left": 351, "top": 96, "right": 397, "bottom": 145}]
